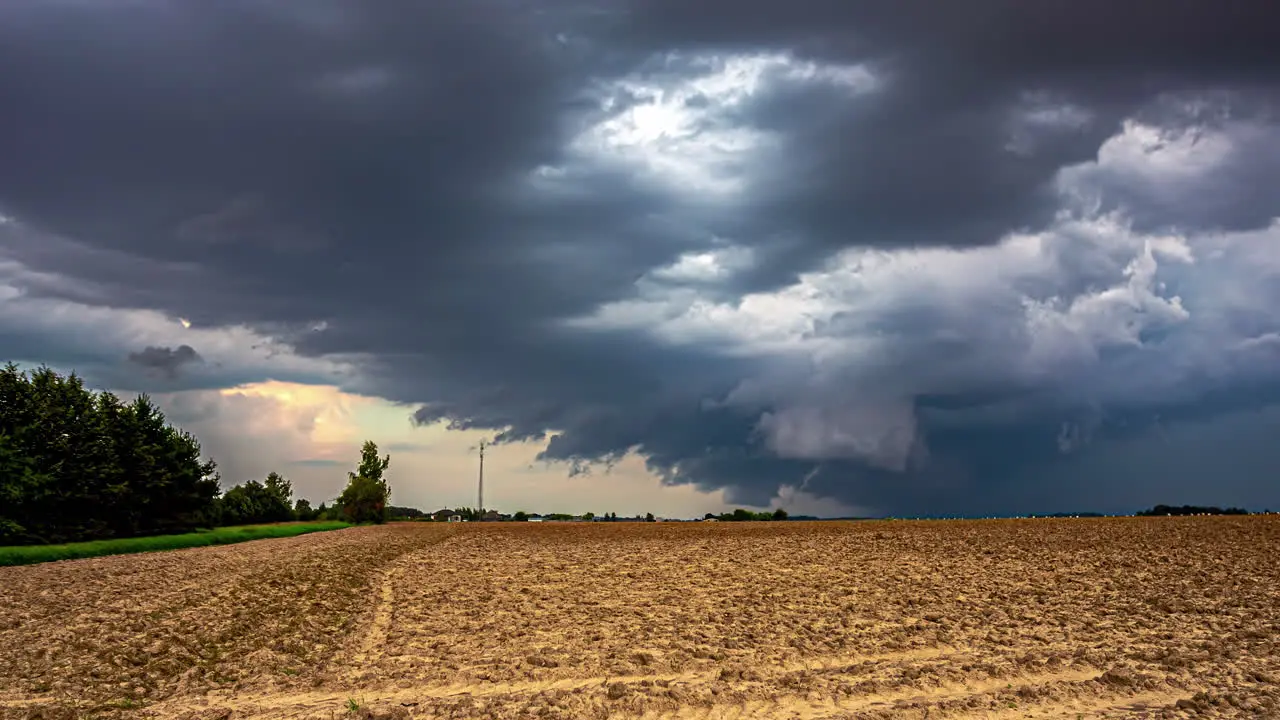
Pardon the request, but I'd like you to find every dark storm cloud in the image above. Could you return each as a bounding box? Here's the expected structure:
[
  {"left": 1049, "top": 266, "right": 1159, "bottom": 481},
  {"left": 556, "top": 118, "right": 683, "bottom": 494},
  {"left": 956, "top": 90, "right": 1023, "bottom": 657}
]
[
  {"left": 3, "top": 0, "right": 1280, "bottom": 515},
  {"left": 609, "top": 0, "right": 1280, "bottom": 286},
  {"left": 127, "top": 344, "right": 203, "bottom": 379}
]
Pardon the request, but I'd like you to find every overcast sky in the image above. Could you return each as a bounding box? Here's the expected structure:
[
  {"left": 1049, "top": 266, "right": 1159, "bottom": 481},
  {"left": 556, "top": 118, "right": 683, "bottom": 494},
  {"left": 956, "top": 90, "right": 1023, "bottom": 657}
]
[{"left": 3, "top": 1, "right": 1280, "bottom": 517}]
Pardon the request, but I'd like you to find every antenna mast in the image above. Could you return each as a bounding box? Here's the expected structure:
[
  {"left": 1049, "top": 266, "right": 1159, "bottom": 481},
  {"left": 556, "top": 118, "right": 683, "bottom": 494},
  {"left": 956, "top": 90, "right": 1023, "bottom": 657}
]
[{"left": 477, "top": 439, "right": 485, "bottom": 520}]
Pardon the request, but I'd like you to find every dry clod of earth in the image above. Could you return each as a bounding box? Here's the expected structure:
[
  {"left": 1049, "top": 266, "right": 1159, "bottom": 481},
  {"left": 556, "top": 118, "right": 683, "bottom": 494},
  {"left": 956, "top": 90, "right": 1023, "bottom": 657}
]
[{"left": 2, "top": 517, "right": 1278, "bottom": 719}]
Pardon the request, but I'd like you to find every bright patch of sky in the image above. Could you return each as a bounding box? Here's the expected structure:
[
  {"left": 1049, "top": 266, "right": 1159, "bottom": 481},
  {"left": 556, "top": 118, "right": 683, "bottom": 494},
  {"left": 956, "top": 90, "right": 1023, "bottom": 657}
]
[{"left": 540, "top": 51, "right": 877, "bottom": 197}]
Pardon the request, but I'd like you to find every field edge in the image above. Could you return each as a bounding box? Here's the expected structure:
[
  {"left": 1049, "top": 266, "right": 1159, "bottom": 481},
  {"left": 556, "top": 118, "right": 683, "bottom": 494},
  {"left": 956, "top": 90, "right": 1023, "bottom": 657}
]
[{"left": 0, "top": 521, "right": 354, "bottom": 567}]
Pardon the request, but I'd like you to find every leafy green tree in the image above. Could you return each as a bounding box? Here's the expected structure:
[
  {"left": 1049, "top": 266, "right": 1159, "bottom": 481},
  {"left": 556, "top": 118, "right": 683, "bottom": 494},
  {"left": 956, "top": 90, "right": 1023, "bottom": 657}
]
[
  {"left": 294, "top": 498, "right": 316, "bottom": 521},
  {"left": 645, "top": 512, "right": 655, "bottom": 522},
  {"left": 582, "top": 511, "right": 595, "bottom": 521},
  {"left": 0, "top": 431, "right": 41, "bottom": 543},
  {"left": 711, "top": 508, "right": 783, "bottom": 522},
  {"left": 337, "top": 441, "right": 391, "bottom": 523},
  {"left": 265, "top": 472, "right": 293, "bottom": 509},
  {"left": 337, "top": 475, "right": 389, "bottom": 524},
  {"left": 353, "top": 440, "right": 390, "bottom": 485},
  {"left": 0, "top": 364, "right": 220, "bottom": 543},
  {"left": 218, "top": 482, "right": 263, "bottom": 525},
  {"left": 513, "top": 511, "right": 529, "bottom": 522}
]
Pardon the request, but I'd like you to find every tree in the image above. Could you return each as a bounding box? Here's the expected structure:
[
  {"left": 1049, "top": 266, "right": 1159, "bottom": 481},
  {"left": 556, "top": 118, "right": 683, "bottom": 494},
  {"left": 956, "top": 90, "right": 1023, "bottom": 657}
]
[
  {"left": 513, "top": 511, "right": 529, "bottom": 522},
  {"left": 713, "top": 508, "right": 784, "bottom": 522},
  {"left": 217, "top": 476, "right": 293, "bottom": 525},
  {"left": 353, "top": 440, "right": 391, "bottom": 485},
  {"left": 0, "top": 364, "right": 220, "bottom": 543},
  {"left": 294, "top": 498, "right": 316, "bottom": 521},
  {"left": 337, "top": 441, "right": 391, "bottom": 524},
  {"left": 336, "top": 475, "right": 389, "bottom": 524},
  {"left": 645, "top": 512, "right": 655, "bottom": 522},
  {"left": 265, "top": 472, "right": 292, "bottom": 508},
  {"left": 582, "top": 511, "right": 595, "bottom": 521}
]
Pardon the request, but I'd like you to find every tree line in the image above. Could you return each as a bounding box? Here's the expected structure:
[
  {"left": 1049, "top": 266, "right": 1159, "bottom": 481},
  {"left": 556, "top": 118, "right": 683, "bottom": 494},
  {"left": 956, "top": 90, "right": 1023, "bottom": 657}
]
[
  {"left": 1135, "top": 504, "right": 1251, "bottom": 517},
  {"left": 707, "top": 508, "right": 789, "bottom": 521},
  {"left": 0, "top": 364, "right": 392, "bottom": 545}
]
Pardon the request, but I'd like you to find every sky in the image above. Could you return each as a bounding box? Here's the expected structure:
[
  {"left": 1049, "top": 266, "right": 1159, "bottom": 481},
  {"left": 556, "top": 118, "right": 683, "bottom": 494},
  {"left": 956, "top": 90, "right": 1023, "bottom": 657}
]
[{"left": 2, "top": 1, "right": 1280, "bottom": 518}]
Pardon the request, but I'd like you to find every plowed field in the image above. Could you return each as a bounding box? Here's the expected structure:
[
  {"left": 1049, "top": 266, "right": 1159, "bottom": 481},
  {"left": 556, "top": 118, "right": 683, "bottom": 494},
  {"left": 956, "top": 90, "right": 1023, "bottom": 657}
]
[{"left": 2, "top": 518, "right": 1277, "bottom": 719}]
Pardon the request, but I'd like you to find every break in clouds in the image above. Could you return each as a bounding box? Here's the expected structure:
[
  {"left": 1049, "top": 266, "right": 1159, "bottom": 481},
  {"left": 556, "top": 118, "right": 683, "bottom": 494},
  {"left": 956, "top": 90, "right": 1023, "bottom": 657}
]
[{"left": 2, "top": 1, "right": 1280, "bottom": 515}]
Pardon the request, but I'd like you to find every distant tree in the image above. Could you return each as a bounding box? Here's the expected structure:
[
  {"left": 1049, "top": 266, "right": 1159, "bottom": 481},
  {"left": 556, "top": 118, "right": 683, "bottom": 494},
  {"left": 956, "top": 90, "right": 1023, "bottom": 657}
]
[
  {"left": 217, "top": 475, "right": 294, "bottom": 526},
  {"left": 335, "top": 441, "right": 392, "bottom": 524},
  {"left": 513, "top": 511, "right": 529, "bottom": 522},
  {"left": 645, "top": 512, "right": 655, "bottom": 522},
  {"left": 704, "top": 512, "right": 715, "bottom": 520},
  {"left": 265, "top": 472, "right": 293, "bottom": 508},
  {"left": 294, "top": 498, "right": 316, "bottom": 521},
  {"left": 1136, "top": 504, "right": 1250, "bottom": 517},
  {"left": 387, "top": 505, "right": 425, "bottom": 520},
  {"left": 217, "top": 482, "right": 260, "bottom": 526},
  {"left": 714, "top": 508, "right": 782, "bottom": 522},
  {"left": 772, "top": 508, "right": 788, "bottom": 521},
  {"left": 582, "top": 511, "right": 595, "bottom": 521}
]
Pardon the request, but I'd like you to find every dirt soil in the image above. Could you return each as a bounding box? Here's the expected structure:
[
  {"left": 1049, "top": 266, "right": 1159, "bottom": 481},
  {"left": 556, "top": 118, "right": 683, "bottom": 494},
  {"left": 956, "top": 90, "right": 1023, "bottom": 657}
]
[{"left": 1, "top": 517, "right": 1277, "bottom": 719}]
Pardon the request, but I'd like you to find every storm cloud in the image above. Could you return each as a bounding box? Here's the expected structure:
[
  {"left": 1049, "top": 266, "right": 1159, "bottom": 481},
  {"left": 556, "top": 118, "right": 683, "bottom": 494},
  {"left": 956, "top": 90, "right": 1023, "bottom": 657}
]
[
  {"left": 2, "top": 1, "right": 1279, "bottom": 515},
  {"left": 127, "top": 344, "right": 203, "bottom": 379}
]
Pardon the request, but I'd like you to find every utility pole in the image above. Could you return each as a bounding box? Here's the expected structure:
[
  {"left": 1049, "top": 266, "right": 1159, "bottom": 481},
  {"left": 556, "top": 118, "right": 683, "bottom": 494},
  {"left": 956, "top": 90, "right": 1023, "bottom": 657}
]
[{"left": 477, "top": 439, "right": 485, "bottom": 521}]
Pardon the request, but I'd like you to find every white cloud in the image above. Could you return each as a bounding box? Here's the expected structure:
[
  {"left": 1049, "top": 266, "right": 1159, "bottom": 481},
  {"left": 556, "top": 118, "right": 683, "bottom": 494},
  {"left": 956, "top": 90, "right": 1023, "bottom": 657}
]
[
  {"left": 552, "top": 51, "right": 878, "bottom": 197},
  {"left": 0, "top": 256, "right": 355, "bottom": 389},
  {"left": 566, "top": 115, "right": 1280, "bottom": 472},
  {"left": 148, "top": 382, "right": 369, "bottom": 496},
  {"left": 1054, "top": 117, "right": 1279, "bottom": 226},
  {"left": 1091, "top": 120, "right": 1236, "bottom": 181},
  {"left": 141, "top": 381, "right": 753, "bottom": 518},
  {"left": 650, "top": 244, "right": 755, "bottom": 283},
  {"left": 759, "top": 399, "right": 923, "bottom": 471}
]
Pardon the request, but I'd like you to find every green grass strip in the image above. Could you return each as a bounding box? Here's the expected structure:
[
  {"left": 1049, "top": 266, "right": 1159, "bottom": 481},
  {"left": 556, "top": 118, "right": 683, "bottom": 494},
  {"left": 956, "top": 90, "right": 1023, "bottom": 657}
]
[{"left": 0, "top": 521, "right": 352, "bottom": 567}]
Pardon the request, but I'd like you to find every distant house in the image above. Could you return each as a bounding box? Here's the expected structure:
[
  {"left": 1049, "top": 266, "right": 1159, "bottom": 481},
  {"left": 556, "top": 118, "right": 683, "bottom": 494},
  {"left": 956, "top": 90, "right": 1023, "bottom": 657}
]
[
  {"left": 447, "top": 514, "right": 462, "bottom": 523},
  {"left": 481, "top": 510, "right": 501, "bottom": 522},
  {"left": 432, "top": 508, "right": 455, "bottom": 522},
  {"left": 528, "top": 517, "right": 544, "bottom": 522}
]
